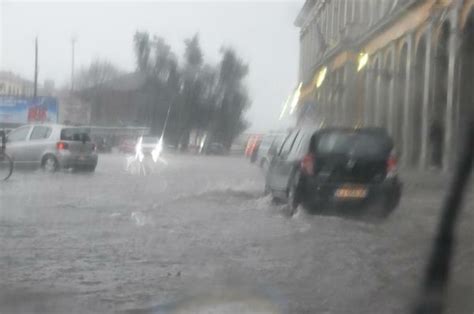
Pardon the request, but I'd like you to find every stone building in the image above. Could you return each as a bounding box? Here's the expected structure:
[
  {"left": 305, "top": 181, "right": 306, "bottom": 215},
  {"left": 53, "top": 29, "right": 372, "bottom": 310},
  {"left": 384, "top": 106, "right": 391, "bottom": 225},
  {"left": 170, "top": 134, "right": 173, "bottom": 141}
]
[{"left": 295, "top": 0, "right": 474, "bottom": 170}]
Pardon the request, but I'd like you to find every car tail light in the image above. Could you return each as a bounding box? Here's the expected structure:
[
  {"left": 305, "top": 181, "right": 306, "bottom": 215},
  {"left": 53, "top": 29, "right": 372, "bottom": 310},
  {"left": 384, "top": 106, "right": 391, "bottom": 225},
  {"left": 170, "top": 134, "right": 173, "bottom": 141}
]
[
  {"left": 387, "top": 150, "right": 397, "bottom": 178},
  {"left": 301, "top": 153, "right": 314, "bottom": 175},
  {"left": 56, "top": 141, "right": 69, "bottom": 150}
]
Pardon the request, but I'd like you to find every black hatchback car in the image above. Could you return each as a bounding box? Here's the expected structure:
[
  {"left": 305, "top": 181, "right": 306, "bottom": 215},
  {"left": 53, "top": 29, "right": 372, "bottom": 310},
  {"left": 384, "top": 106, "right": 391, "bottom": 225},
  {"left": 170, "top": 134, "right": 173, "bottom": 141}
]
[{"left": 265, "top": 127, "right": 402, "bottom": 217}]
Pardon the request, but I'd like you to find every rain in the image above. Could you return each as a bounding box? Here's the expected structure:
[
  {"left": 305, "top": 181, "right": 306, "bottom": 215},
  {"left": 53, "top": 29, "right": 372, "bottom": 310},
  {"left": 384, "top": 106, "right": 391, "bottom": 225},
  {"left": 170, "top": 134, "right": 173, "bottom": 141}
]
[{"left": 1, "top": 1, "right": 474, "bottom": 314}]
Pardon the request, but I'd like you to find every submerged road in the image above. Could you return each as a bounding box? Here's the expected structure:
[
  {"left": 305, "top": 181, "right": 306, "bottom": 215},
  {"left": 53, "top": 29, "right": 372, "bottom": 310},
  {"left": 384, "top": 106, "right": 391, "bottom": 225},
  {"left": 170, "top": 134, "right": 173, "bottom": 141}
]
[{"left": 0, "top": 153, "right": 473, "bottom": 313}]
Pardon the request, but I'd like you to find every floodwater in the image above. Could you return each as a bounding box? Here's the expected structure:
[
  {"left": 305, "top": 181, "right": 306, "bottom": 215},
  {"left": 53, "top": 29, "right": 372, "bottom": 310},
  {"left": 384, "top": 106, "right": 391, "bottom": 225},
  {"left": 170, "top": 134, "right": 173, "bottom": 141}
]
[{"left": 0, "top": 153, "right": 473, "bottom": 313}]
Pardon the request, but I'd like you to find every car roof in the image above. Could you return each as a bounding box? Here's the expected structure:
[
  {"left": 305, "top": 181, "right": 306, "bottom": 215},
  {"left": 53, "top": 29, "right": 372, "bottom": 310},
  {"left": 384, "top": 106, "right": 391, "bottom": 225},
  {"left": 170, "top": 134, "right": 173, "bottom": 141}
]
[
  {"left": 22, "top": 124, "right": 90, "bottom": 129},
  {"left": 316, "top": 127, "right": 390, "bottom": 137},
  {"left": 295, "top": 126, "right": 389, "bottom": 137}
]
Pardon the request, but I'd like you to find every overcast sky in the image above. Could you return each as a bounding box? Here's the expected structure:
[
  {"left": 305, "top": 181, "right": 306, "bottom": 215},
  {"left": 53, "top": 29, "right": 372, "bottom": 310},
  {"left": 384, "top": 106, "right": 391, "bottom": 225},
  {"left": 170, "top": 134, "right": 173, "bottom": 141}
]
[{"left": 1, "top": 0, "right": 302, "bottom": 132}]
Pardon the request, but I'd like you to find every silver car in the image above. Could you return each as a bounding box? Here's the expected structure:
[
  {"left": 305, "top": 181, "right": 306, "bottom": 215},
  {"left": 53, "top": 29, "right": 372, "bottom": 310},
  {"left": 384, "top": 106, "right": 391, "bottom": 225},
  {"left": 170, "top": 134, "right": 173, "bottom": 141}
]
[
  {"left": 255, "top": 134, "right": 285, "bottom": 171},
  {"left": 6, "top": 124, "right": 98, "bottom": 172}
]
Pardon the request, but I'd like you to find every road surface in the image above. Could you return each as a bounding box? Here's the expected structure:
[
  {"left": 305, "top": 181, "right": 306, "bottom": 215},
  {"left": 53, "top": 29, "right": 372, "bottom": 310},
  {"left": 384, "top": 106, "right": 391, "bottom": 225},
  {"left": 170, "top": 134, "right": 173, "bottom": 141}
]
[{"left": 0, "top": 153, "right": 473, "bottom": 313}]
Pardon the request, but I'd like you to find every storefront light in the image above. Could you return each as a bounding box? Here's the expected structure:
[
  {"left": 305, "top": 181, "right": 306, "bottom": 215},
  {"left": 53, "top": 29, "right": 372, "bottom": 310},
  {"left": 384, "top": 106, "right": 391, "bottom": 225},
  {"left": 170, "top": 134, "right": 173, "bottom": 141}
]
[
  {"left": 316, "top": 67, "right": 327, "bottom": 88},
  {"left": 357, "top": 52, "right": 369, "bottom": 72}
]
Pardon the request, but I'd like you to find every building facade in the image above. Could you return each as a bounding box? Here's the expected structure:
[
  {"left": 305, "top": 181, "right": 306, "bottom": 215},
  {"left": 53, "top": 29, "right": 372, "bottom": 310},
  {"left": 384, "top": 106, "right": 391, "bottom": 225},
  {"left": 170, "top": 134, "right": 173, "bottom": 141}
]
[
  {"left": 0, "top": 71, "right": 34, "bottom": 97},
  {"left": 295, "top": 0, "right": 474, "bottom": 170}
]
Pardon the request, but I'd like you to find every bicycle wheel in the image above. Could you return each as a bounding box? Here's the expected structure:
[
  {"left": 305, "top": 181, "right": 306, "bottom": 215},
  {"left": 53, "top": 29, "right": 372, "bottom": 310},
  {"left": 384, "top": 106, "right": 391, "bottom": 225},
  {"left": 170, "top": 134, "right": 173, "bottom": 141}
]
[{"left": 0, "top": 153, "right": 13, "bottom": 181}]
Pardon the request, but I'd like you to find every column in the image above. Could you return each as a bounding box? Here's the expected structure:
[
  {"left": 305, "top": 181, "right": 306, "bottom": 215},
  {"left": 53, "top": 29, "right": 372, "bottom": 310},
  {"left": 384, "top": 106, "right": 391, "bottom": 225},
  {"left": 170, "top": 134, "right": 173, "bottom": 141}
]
[
  {"left": 402, "top": 33, "right": 414, "bottom": 167},
  {"left": 387, "top": 45, "right": 396, "bottom": 136},
  {"left": 364, "top": 67, "right": 373, "bottom": 126},
  {"left": 309, "top": 22, "right": 314, "bottom": 67},
  {"left": 344, "top": 60, "right": 357, "bottom": 127},
  {"left": 369, "top": 0, "right": 375, "bottom": 25},
  {"left": 343, "top": 0, "right": 348, "bottom": 30},
  {"left": 299, "top": 33, "right": 303, "bottom": 81},
  {"left": 420, "top": 23, "right": 433, "bottom": 169},
  {"left": 327, "top": 1, "right": 332, "bottom": 44},
  {"left": 359, "top": 0, "right": 365, "bottom": 27},
  {"left": 323, "top": 5, "right": 328, "bottom": 43},
  {"left": 374, "top": 62, "right": 382, "bottom": 126},
  {"left": 350, "top": 0, "right": 356, "bottom": 23},
  {"left": 334, "top": 1, "right": 339, "bottom": 43},
  {"left": 387, "top": 70, "right": 395, "bottom": 134},
  {"left": 443, "top": 18, "right": 460, "bottom": 171}
]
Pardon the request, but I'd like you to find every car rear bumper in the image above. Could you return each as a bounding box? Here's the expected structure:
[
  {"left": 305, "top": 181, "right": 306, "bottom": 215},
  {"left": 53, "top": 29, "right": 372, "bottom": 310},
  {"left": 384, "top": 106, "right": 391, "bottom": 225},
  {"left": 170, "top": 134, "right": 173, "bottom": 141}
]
[
  {"left": 301, "top": 177, "right": 402, "bottom": 209},
  {"left": 57, "top": 152, "right": 98, "bottom": 168}
]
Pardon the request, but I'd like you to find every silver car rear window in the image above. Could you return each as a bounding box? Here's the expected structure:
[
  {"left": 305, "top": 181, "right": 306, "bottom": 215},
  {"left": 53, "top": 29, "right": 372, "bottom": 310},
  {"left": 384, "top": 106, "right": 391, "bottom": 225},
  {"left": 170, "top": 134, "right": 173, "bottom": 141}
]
[{"left": 60, "top": 128, "right": 91, "bottom": 142}]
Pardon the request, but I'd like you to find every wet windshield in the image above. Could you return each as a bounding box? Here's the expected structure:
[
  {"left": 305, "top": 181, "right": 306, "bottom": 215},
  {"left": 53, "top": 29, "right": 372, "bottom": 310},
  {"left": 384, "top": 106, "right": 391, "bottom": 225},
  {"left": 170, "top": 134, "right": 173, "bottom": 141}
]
[{"left": 1, "top": 1, "right": 473, "bottom": 313}]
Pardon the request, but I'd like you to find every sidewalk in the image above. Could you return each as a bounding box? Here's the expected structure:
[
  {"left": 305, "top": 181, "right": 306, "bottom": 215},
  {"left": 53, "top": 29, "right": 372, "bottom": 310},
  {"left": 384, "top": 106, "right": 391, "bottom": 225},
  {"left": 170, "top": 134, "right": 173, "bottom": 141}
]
[
  {"left": 400, "top": 168, "right": 474, "bottom": 205},
  {"left": 400, "top": 169, "right": 451, "bottom": 191}
]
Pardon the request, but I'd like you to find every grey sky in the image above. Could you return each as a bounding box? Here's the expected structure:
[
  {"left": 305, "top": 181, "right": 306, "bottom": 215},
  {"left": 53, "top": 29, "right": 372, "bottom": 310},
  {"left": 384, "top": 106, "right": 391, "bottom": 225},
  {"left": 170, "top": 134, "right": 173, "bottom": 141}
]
[{"left": 1, "top": 0, "right": 302, "bottom": 132}]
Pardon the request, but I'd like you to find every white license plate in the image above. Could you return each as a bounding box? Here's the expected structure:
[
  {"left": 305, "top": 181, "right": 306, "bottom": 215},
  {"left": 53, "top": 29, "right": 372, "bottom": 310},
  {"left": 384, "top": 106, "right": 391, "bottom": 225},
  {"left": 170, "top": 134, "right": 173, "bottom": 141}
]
[{"left": 78, "top": 156, "right": 86, "bottom": 161}]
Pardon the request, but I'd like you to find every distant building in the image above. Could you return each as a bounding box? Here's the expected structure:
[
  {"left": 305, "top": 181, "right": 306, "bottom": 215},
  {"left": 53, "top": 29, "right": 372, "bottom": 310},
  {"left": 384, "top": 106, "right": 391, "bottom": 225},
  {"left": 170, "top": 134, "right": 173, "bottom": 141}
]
[
  {"left": 295, "top": 0, "right": 474, "bottom": 170},
  {"left": 0, "top": 71, "right": 34, "bottom": 97}
]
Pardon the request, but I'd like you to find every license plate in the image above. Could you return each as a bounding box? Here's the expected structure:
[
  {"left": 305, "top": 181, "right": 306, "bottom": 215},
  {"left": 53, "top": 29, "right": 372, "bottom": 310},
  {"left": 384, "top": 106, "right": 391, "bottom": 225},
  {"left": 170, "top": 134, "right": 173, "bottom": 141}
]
[
  {"left": 335, "top": 187, "right": 367, "bottom": 198},
  {"left": 79, "top": 156, "right": 85, "bottom": 161}
]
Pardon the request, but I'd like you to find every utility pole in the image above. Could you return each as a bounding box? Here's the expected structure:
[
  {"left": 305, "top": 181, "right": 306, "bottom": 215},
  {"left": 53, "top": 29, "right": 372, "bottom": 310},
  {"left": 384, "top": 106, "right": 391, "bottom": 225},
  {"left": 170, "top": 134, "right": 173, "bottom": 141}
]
[
  {"left": 71, "top": 36, "right": 77, "bottom": 92},
  {"left": 33, "top": 37, "right": 38, "bottom": 98}
]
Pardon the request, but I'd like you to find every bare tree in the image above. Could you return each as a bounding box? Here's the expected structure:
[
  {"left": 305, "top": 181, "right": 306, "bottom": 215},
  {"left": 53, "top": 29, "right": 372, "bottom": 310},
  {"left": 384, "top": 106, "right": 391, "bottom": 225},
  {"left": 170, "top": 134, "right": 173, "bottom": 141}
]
[
  {"left": 75, "top": 59, "right": 122, "bottom": 124},
  {"left": 134, "top": 31, "right": 151, "bottom": 73},
  {"left": 75, "top": 59, "right": 122, "bottom": 90}
]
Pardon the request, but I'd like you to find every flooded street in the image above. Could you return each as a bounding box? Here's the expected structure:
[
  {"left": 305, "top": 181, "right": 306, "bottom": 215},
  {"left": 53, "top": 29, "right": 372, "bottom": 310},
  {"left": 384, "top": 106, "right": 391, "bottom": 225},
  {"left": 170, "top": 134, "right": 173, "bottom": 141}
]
[{"left": 1, "top": 154, "right": 473, "bottom": 314}]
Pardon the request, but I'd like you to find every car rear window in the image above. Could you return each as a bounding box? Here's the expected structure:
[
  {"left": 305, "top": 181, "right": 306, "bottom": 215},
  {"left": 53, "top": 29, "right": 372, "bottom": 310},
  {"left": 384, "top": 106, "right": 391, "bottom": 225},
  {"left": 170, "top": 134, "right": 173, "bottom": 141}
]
[
  {"left": 316, "top": 131, "right": 390, "bottom": 157},
  {"left": 60, "top": 128, "right": 91, "bottom": 142}
]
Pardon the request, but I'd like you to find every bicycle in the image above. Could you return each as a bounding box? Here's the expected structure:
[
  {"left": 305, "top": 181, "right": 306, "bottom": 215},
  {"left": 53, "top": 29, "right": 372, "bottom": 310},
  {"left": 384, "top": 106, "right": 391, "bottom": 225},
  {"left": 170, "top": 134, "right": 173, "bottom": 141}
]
[{"left": 0, "top": 130, "right": 13, "bottom": 181}]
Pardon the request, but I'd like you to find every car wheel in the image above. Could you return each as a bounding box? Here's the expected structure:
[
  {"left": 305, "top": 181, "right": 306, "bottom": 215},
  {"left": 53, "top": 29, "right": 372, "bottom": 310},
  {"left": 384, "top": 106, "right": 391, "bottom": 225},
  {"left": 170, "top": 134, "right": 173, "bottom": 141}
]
[
  {"left": 287, "top": 171, "right": 302, "bottom": 216},
  {"left": 264, "top": 182, "right": 281, "bottom": 204},
  {"left": 42, "top": 155, "right": 58, "bottom": 172}
]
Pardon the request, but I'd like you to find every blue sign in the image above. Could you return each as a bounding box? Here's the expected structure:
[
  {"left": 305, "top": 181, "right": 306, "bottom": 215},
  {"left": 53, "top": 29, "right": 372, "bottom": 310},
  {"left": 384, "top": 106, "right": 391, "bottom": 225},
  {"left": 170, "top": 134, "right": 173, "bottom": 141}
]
[{"left": 0, "top": 96, "right": 58, "bottom": 124}]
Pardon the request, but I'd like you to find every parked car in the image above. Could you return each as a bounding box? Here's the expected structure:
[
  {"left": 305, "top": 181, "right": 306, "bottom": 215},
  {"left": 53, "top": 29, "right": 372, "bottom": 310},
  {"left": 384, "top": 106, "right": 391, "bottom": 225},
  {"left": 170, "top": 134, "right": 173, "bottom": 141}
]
[
  {"left": 252, "top": 134, "right": 285, "bottom": 171},
  {"left": 5, "top": 124, "right": 98, "bottom": 172},
  {"left": 119, "top": 138, "right": 136, "bottom": 154},
  {"left": 265, "top": 127, "right": 402, "bottom": 217},
  {"left": 92, "top": 135, "right": 112, "bottom": 153},
  {"left": 206, "top": 142, "right": 226, "bottom": 155}
]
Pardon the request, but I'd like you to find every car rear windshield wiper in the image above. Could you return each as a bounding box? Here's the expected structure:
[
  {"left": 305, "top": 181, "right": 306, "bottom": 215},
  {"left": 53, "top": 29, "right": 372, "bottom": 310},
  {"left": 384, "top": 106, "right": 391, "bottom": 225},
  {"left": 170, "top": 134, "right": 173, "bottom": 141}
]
[{"left": 413, "top": 121, "right": 473, "bottom": 314}]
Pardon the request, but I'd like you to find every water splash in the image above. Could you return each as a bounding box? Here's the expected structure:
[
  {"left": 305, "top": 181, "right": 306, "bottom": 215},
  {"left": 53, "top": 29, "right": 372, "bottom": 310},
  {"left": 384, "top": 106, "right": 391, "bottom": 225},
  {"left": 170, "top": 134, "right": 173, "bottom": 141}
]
[{"left": 131, "top": 211, "right": 151, "bottom": 226}]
